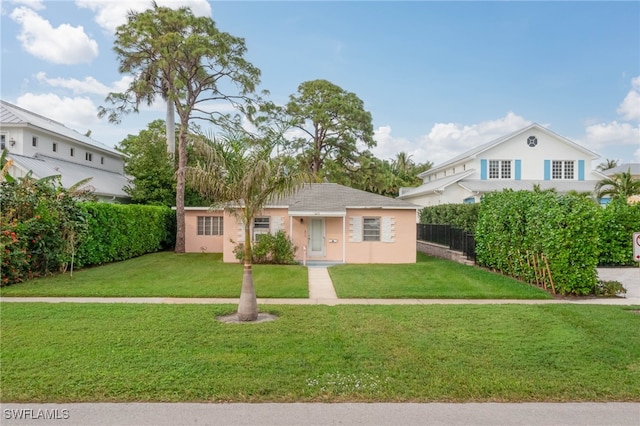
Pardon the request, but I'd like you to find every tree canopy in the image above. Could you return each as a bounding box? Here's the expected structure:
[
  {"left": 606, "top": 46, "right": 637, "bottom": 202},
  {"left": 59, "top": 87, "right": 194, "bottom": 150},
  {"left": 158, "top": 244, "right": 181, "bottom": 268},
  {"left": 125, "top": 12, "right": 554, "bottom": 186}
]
[
  {"left": 100, "top": 2, "right": 261, "bottom": 252},
  {"left": 595, "top": 168, "right": 640, "bottom": 201},
  {"left": 283, "top": 79, "right": 375, "bottom": 178}
]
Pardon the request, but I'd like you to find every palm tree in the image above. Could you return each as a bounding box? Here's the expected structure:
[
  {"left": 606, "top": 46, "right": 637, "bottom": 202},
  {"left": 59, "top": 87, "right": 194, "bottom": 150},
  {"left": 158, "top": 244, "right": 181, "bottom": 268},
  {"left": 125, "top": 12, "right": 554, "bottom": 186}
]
[
  {"left": 596, "top": 159, "right": 619, "bottom": 172},
  {"left": 186, "top": 132, "right": 311, "bottom": 321},
  {"left": 595, "top": 168, "right": 640, "bottom": 201}
]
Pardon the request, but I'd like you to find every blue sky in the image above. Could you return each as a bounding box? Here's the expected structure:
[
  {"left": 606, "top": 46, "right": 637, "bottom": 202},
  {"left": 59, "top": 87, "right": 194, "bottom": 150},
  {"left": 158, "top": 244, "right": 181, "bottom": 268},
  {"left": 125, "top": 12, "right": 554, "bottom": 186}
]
[{"left": 1, "top": 0, "right": 639, "bottom": 166}]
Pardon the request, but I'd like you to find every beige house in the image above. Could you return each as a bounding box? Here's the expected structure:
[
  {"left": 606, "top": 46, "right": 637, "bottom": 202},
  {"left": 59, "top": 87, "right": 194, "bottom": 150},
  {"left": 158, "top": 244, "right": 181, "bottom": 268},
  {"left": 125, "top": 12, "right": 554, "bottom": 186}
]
[{"left": 185, "top": 183, "right": 420, "bottom": 264}]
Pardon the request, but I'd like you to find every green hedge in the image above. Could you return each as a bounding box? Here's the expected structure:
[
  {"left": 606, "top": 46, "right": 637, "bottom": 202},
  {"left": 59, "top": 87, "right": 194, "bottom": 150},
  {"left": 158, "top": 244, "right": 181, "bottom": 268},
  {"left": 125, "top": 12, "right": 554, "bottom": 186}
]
[
  {"left": 476, "top": 190, "right": 601, "bottom": 295},
  {"left": 75, "top": 203, "right": 176, "bottom": 267},
  {"left": 419, "top": 203, "right": 479, "bottom": 233},
  {"left": 598, "top": 199, "right": 640, "bottom": 266}
]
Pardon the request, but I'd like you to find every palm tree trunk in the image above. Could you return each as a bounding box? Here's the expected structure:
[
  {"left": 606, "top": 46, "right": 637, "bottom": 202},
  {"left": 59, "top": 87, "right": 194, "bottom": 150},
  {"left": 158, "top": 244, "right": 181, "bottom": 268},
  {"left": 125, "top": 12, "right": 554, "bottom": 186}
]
[
  {"left": 237, "top": 222, "right": 258, "bottom": 321},
  {"left": 174, "top": 122, "right": 187, "bottom": 253}
]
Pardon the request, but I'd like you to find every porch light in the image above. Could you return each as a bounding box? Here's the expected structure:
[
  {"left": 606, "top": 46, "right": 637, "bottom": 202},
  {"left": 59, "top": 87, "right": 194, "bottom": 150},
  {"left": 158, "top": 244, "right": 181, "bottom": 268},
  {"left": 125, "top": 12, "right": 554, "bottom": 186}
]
[{"left": 9, "top": 137, "right": 15, "bottom": 146}]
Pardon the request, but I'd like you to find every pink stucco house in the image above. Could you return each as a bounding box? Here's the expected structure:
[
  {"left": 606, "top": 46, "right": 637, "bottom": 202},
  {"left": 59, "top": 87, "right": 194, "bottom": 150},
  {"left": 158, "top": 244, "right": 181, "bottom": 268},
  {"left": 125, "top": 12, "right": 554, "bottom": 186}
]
[{"left": 184, "top": 183, "right": 420, "bottom": 264}]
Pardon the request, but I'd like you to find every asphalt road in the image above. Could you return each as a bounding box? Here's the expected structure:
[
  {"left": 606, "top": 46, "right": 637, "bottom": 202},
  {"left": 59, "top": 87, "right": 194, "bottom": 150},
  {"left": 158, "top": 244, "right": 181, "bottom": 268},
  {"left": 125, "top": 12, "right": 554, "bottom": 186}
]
[{"left": 1, "top": 403, "right": 639, "bottom": 426}]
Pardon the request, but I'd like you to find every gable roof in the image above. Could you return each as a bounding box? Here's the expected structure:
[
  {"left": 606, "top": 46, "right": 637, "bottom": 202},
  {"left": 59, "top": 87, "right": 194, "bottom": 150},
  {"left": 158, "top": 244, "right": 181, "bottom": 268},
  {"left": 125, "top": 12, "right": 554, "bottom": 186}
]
[
  {"left": 270, "top": 183, "right": 420, "bottom": 214},
  {"left": 1, "top": 100, "right": 121, "bottom": 156},
  {"left": 418, "top": 123, "right": 600, "bottom": 179},
  {"left": 398, "top": 169, "right": 475, "bottom": 199},
  {"left": 9, "top": 153, "right": 129, "bottom": 199}
]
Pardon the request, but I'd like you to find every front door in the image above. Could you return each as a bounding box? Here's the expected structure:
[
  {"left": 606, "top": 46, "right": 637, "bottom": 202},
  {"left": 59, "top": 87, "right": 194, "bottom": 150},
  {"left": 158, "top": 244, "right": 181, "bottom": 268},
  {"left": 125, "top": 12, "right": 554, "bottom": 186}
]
[{"left": 308, "top": 218, "right": 325, "bottom": 257}]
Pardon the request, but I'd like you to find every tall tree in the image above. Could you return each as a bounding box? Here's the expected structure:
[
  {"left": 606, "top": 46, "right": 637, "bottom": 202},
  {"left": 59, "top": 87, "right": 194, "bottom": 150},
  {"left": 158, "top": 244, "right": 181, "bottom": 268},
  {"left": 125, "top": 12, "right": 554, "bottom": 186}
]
[
  {"left": 99, "top": 2, "right": 261, "bottom": 252},
  {"left": 595, "top": 168, "right": 640, "bottom": 201},
  {"left": 117, "top": 120, "right": 175, "bottom": 206},
  {"left": 284, "top": 79, "right": 375, "bottom": 178},
  {"left": 186, "top": 132, "right": 311, "bottom": 321}
]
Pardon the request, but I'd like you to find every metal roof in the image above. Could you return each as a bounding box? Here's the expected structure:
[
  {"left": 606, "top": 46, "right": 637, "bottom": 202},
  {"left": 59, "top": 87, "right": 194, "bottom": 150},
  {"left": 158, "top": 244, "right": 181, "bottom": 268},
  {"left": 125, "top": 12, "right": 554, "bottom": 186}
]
[
  {"left": 9, "top": 153, "right": 130, "bottom": 199},
  {"left": 1, "top": 100, "right": 121, "bottom": 156},
  {"left": 603, "top": 163, "right": 640, "bottom": 176}
]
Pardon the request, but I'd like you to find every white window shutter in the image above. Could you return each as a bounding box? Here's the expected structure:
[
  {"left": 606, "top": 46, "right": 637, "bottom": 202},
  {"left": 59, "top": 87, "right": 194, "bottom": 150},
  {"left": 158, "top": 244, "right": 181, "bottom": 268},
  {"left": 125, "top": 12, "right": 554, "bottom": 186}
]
[
  {"left": 349, "top": 216, "right": 362, "bottom": 242},
  {"left": 381, "top": 217, "right": 395, "bottom": 243},
  {"left": 271, "top": 216, "right": 284, "bottom": 233}
]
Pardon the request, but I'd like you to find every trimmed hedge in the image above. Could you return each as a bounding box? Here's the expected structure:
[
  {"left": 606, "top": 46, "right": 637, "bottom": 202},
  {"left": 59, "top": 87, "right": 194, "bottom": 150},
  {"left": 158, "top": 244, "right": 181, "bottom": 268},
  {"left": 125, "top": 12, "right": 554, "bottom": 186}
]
[
  {"left": 75, "top": 203, "right": 176, "bottom": 267},
  {"left": 598, "top": 199, "right": 640, "bottom": 266},
  {"left": 419, "top": 203, "right": 479, "bottom": 233},
  {"left": 476, "top": 190, "right": 601, "bottom": 295}
]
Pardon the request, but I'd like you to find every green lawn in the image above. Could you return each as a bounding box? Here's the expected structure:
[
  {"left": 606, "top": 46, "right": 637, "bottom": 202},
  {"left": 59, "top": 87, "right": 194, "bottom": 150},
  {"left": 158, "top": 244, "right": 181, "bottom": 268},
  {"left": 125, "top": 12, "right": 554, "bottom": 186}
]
[
  {"left": 1, "top": 303, "right": 638, "bottom": 402},
  {"left": 0, "top": 252, "right": 308, "bottom": 298},
  {"left": 330, "top": 253, "right": 551, "bottom": 299}
]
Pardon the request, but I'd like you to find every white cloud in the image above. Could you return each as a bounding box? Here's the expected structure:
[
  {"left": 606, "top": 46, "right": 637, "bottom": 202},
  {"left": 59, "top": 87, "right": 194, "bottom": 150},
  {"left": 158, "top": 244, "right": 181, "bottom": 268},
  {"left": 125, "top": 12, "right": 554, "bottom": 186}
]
[
  {"left": 9, "top": 0, "right": 45, "bottom": 11},
  {"left": 10, "top": 7, "right": 98, "bottom": 64},
  {"left": 16, "top": 93, "right": 101, "bottom": 131},
  {"left": 580, "top": 121, "right": 640, "bottom": 156},
  {"left": 373, "top": 112, "right": 533, "bottom": 166},
  {"left": 616, "top": 76, "right": 640, "bottom": 122},
  {"left": 76, "top": 0, "right": 212, "bottom": 33},
  {"left": 35, "top": 72, "right": 108, "bottom": 95}
]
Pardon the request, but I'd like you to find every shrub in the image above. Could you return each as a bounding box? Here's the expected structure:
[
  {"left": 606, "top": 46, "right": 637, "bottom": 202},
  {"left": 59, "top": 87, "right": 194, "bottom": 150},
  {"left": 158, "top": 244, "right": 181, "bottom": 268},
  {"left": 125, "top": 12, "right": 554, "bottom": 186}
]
[
  {"left": 594, "top": 280, "right": 627, "bottom": 297},
  {"left": 233, "top": 231, "right": 297, "bottom": 264},
  {"left": 419, "top": 203, "right": 479, "bottom": 233},
  {"left": 476, "top": 190, "right": 601, "bottom": 296},
  {"left": 598, "top": 199, "right": 640, "bottom": 266},
  {"left": 75, "top": 203, "right": 176, "bottom": 267}
]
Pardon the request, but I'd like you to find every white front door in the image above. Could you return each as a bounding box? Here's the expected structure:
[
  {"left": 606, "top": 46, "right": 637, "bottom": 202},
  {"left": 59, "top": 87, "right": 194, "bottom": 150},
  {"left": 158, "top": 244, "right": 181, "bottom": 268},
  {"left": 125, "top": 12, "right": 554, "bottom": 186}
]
[{"left": 308, "top": 218, "right": 325, "bottom": 257}]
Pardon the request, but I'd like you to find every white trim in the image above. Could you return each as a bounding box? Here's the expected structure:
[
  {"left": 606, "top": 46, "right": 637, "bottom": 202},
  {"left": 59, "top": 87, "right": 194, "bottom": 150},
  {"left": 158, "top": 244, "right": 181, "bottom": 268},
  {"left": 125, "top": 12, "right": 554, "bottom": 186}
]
[{"left": 289, "top": 211, "right": 346, "bottom": 217}]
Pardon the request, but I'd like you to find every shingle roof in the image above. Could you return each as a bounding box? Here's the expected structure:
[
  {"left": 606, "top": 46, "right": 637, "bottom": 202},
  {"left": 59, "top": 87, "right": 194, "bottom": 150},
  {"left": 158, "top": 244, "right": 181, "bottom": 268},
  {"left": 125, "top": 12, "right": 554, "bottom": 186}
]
[
  {"left": 1, "top": 100, "right": 121, "bottom": 156},
  {"left": 398, "top": 170, "right": 475, "bottom": 198},
  {"left": 269, "top": 183, "right": 420, "bottom": 213},
  {"left": 9, "top": 153, "right": 129, "bottom": 198}
]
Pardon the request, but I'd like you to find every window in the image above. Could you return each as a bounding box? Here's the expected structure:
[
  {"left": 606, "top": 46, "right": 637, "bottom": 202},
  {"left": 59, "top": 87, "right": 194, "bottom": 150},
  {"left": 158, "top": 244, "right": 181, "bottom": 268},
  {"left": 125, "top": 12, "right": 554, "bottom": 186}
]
[
  {"left": 527, "top": 136, "right": 538, "bottom": 147},
  {"left": 197, "top": 216, "right": 223, "bottom": 236},
  {"left": 363, "top": 217, "right": 380, "bottom": 242},
  {"left": 100, "top": 156, "right": 104, "bottom": 165},
  {"left": 32, "top": 136, "right": 38, "bottom": 147},
  {"left": 52, "top": 142, "right": 57, "bottom": 152},
  {"left": 253, "top": 217, "right": 270, "bottom": 241},
  {"left": 552, "top": 160, "right": 574, "bottom": 179},
  {"left": 489, "top": 160, "right": 511, "bottom": 179},
  {"left": 70, "top": 148, "right": 74, "bottom": 157},
  {"left": 0, "top": 135, "right": 5, "bottom": 150},
  {"left": 85, "top": 152, "right": 93, "bottom": 161}
]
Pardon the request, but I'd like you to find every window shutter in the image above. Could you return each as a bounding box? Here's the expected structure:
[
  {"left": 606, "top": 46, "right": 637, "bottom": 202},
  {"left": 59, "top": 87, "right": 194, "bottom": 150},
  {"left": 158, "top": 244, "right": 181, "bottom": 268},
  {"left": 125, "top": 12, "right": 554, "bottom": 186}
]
[
  {"left": 349, "top": 216, "right": 362, "bottom": 242},
  {"left": 578, "top": 160, "right": 585, "bottom": 181},
  {"left": 237, "top": 219, "right": 244, "bottom": 242},
  {"left": 381, "top": 217, "right": 395, "bottom": 243},
  {"left": 544, "top": 160, "right": 551, "bottom": 180},
  {"left": 480, "top": 159, "right": 487, "bottom": 180},
  {"left": 271, "top": 216, "right": 284, "bottom": 233},
  {"left": 515, "top": 160, "right": 521, "bottom": 181}
]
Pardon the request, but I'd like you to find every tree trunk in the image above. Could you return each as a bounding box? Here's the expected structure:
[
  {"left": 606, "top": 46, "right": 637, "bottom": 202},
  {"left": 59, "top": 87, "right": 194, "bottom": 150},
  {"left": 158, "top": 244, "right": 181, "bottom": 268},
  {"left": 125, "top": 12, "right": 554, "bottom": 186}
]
[
  {"left": 237, "top": 221, "right": 258, "bottom": 321},
  {"left": 174, "top": 121, "right": 187, "bottom": 253},
  {"left": 166, "top": 100, "right": 175, "bottom": 156}
]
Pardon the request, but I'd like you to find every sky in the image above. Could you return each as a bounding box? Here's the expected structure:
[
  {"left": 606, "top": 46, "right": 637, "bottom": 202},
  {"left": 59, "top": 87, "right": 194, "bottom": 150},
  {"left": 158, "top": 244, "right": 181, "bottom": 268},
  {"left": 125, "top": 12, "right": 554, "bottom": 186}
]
[{"left": 1, "top": 0, "right": 639, "bottom": 167}]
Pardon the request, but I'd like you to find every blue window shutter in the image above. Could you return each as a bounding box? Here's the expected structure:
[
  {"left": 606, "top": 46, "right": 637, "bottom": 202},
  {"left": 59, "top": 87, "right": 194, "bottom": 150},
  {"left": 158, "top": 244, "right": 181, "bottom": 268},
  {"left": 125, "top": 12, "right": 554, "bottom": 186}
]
[
  {"left": 480, "top": 159, "right": 487, "bottom": 180},
  {"left": 544, "top": 160, "right": 550, "bottom": 180},
  {"left": 515, "top": 160, "right": 521, "bottom": 181},
  {"left": 578, "top": 160, "right": 585, "bottom": 181}
]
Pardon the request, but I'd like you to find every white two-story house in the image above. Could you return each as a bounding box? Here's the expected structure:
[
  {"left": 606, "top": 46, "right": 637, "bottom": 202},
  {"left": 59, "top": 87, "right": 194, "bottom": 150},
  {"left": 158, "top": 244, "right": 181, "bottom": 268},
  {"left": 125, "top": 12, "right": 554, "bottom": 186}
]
[
  {"left": 1, "top": 100, "right": 129, "bottom": 202},
  {"left": 398, "top": 124, "right": 608, "bottom": 207}
]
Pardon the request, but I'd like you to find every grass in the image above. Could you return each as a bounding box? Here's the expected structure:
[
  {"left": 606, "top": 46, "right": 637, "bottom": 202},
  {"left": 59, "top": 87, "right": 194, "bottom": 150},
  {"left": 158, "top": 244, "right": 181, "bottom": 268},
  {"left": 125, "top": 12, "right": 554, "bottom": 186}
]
[
  {"left": 1, "top": 303, "right": 639, "bottom": 402},
  {"left": 0, "top": 252, "right": 308, "bottom": 298},
  {"left": 330, "top": 253, "right": 551, "bottom": 299}
]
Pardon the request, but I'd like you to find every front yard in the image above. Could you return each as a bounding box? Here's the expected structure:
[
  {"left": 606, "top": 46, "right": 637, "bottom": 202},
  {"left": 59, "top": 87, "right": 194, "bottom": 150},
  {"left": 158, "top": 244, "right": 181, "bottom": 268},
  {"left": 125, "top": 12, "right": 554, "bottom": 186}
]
[{"left": 1, "top": 303, "right": 638, "bottom": 402}]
